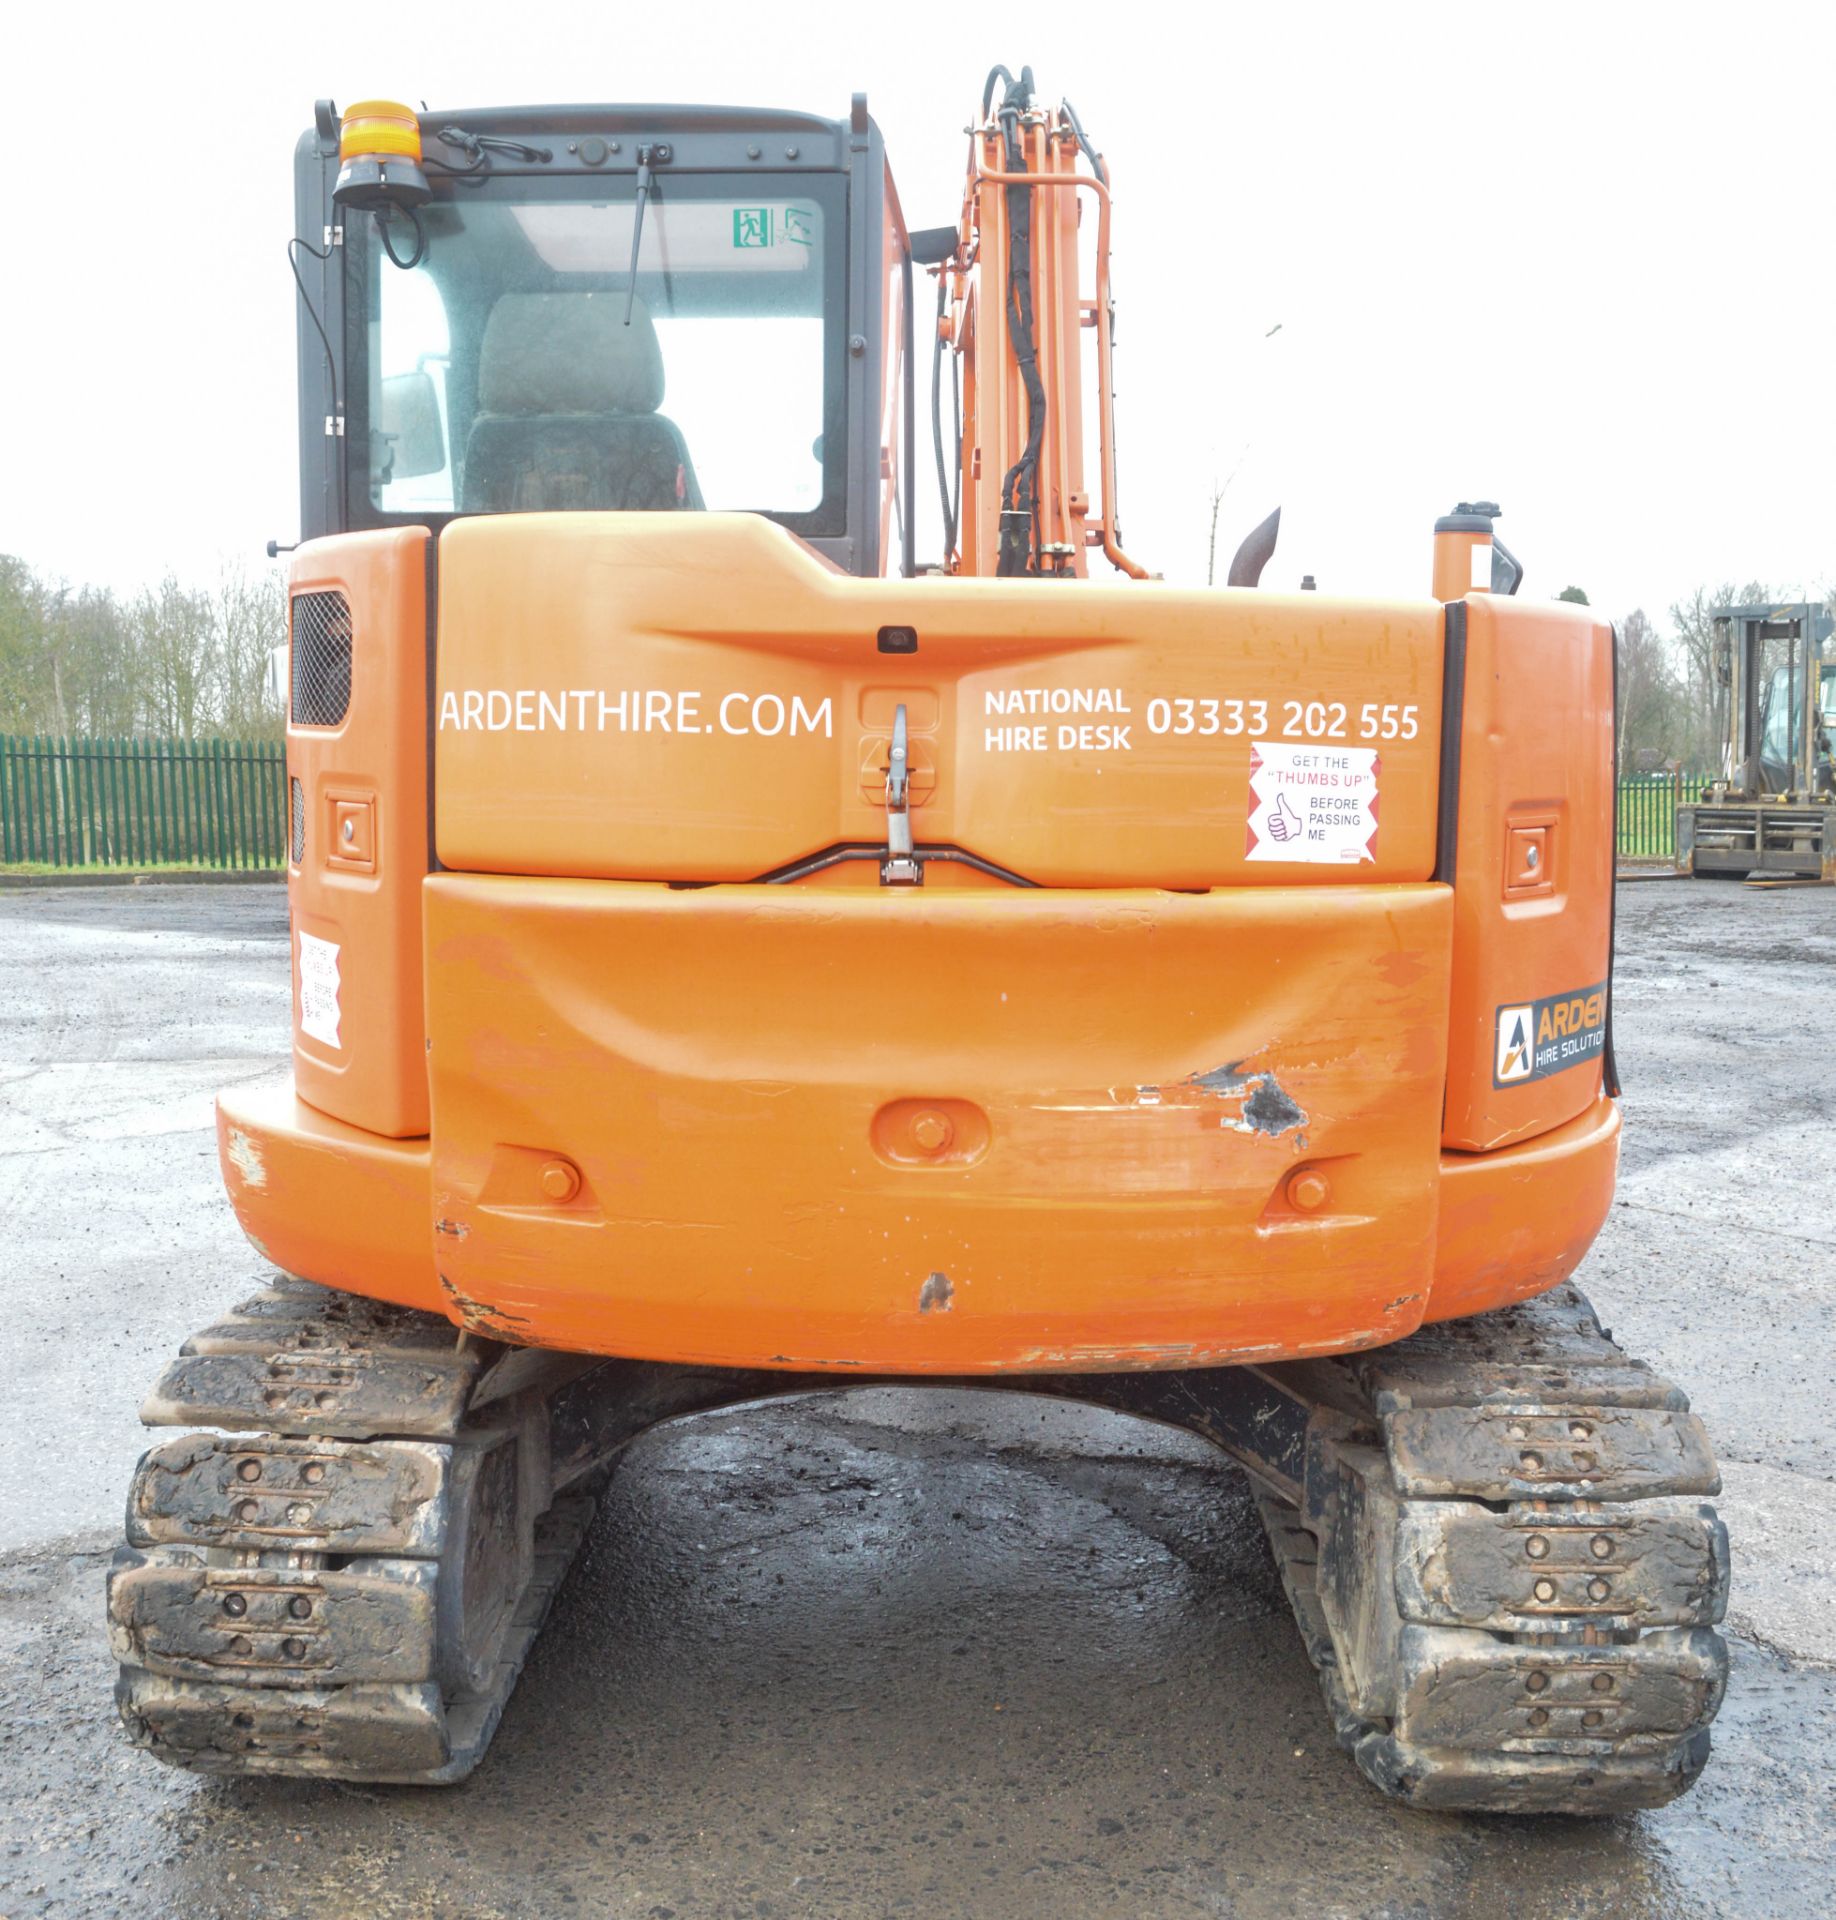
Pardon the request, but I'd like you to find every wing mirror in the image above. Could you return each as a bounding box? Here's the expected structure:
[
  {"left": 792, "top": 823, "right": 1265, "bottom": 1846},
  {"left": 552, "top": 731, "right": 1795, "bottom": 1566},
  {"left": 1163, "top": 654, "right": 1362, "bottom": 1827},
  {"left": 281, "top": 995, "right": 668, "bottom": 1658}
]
[{"left": 378, "top": 370, "right": 446, "bottom": 481}]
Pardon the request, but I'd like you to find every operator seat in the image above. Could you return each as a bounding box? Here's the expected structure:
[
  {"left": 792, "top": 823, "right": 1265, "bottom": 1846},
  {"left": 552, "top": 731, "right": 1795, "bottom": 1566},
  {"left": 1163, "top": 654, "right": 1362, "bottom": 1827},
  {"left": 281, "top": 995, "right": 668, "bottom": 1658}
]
[{"left": 461, "top": 292, "right": 704, "bottom": 512}]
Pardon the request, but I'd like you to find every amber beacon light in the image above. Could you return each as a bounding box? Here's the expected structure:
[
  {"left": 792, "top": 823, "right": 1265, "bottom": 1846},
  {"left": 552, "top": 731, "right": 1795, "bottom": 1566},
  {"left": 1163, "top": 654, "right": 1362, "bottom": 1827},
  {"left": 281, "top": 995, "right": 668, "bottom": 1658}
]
[{"left": 334, "top": 100, "right": 430, "bottom": 211}]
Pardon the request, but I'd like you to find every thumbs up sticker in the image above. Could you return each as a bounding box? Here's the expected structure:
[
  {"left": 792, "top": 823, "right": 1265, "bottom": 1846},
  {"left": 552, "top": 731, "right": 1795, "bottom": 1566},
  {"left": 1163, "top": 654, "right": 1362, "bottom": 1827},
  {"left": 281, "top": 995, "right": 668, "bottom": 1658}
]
[{"left": 1245, "top": 740, "right": 1380, "bottom": 864}]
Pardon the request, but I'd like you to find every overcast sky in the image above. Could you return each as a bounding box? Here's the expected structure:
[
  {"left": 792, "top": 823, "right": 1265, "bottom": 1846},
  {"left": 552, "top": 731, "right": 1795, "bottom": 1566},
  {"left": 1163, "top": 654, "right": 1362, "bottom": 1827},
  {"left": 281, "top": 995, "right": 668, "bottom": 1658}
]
[{"left": 6, "top": 1, "right": 1831, "bottom": 624}]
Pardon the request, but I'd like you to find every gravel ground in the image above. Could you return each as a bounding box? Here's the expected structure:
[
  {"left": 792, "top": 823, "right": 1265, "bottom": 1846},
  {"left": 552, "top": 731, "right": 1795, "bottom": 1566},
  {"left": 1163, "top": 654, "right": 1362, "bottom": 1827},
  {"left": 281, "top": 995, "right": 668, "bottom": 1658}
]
[{"left": 0, "top": 875, "right": 1830, "bottom": 1920}]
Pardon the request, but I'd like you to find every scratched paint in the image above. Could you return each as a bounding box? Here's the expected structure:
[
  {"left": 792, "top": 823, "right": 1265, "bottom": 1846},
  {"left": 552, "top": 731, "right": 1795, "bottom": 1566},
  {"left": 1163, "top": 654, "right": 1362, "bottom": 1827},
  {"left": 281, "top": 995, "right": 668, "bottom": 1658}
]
[
  {"left": 439, "top": 1273, "right": 527, "bottom": 1335},
  {"left": 224, "top": 1127, "right": 267, "bottom": 1190},
  {"left": 1184, "top": 1064, "right": 1308, "bottom": 1139},
  {"left": 1238, "top": 1076, "right": 1306, "bottom": 1138}
]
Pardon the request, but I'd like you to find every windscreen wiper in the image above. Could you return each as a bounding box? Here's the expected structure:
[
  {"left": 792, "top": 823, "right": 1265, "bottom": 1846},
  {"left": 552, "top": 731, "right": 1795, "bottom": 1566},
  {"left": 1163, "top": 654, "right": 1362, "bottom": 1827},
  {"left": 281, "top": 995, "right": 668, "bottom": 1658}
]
[{"left": 624, "top": 143, "right": 671, "bottom": 324}]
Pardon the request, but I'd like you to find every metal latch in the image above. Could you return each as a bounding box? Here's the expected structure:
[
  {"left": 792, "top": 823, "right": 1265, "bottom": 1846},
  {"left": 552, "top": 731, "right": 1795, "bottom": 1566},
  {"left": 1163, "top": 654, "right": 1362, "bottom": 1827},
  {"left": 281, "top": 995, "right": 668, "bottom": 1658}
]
[{"left": 880, "top": 703, "right": 922, "bottom": 885}]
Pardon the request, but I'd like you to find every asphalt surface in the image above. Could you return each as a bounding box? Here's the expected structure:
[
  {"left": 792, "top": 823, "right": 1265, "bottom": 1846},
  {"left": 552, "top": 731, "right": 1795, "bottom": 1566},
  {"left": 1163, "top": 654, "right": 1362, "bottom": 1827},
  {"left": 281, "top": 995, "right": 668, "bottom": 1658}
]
[{"left": 1, "top": 876, "right": 1832, "bottom": 1919}]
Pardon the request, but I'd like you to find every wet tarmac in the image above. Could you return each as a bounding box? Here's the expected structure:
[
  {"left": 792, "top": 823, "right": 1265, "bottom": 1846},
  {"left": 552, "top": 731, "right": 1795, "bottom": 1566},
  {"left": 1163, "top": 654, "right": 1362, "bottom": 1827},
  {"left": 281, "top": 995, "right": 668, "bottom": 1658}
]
[{"left": 1, "top": 877, "right": 1832, "bottom": 1918}]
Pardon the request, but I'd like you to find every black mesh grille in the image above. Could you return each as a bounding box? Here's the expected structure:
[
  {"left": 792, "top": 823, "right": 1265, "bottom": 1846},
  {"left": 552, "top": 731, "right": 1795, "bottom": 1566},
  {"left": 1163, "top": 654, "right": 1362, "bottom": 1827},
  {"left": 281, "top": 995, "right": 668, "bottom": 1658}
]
[
  {"left": 289, "top": 777, "right": 305, "bottom": 864},
  {"left": 290, "top": 590, "right": 352, "bottom": 727}
]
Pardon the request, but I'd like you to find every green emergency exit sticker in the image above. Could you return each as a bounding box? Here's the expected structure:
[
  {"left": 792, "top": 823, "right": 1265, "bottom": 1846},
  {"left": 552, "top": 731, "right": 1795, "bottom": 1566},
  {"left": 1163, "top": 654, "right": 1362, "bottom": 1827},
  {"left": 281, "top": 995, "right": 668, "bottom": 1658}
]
[
  {"left": 732, "top": 207, "right": 813, "bottom": 249},
  {"left": 733, "top": 208, "right": 773, "bottom": 248}
]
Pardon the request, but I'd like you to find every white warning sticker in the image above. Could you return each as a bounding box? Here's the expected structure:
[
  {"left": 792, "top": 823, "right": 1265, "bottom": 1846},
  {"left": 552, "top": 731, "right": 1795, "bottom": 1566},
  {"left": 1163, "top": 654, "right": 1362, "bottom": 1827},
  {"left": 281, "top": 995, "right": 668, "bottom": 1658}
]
[
  {"left": 1245, "top": 741, "right": 1380, "bottom": 864},
  {"left": 297, "top": 930, "right": 342, "bottom": 1050}
]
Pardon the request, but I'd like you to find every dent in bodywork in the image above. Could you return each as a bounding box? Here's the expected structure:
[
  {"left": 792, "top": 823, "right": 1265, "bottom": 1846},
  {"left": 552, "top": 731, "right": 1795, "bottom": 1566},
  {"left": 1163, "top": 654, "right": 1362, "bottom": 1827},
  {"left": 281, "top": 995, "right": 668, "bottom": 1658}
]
[
  {"left": 224, "top": 1126, "right": 267, "bottom": 1190},
  {"left": 918, "top": 1271, "right": 955, "bottom": 1314},
  {"left": 1185, "top": 1063, "right": 1308, "bottom": 1139},
  {"left": 1239, "top": 1075, "right": 1306, "bottom": 1137}
]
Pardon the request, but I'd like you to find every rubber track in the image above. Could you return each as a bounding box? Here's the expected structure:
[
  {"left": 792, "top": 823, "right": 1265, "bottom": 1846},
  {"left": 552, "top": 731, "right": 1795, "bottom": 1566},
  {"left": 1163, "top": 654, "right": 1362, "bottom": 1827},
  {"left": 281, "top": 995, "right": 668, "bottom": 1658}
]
[
  {"left": 1252, "top": 1284, "right": 1730, "bottom": 1815},
  {"left": 110, "top": 1281, "right": 596, "bottom": 1784},
  {"left": 111, "top": 1277, "right": 1730, "bottom": 1807}
]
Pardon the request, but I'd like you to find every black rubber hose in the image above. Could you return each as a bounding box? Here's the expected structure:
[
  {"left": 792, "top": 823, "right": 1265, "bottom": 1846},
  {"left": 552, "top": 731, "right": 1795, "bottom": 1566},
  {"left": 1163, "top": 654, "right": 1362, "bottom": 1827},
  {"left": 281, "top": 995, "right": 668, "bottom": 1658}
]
[
  {"left": 1059, "top": 96, "right": 1108, "bottom": 186},
  {"left": 931, "top": 268, "right": 956, "bottom": 560},
  {"left": 951, "top": 331, "right": 962, "bottom": 553},
  {"left": 995, "top": 67, "right": 1045, "bottom": 575}
]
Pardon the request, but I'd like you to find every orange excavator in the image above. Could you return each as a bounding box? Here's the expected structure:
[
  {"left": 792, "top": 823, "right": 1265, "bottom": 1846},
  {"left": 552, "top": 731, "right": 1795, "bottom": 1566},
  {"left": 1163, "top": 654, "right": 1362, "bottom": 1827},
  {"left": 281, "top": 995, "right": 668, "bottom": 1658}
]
[{"left": 108, "top": 69, "right": 1729, "bottom": 1812}]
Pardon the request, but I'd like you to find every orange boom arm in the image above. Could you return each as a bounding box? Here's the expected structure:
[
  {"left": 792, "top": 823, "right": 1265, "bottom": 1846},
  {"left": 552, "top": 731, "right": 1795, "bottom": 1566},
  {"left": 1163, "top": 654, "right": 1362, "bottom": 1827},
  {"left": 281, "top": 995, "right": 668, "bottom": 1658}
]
[{"left": 933, "top": 67, "right": 1144, "bottom": 579}]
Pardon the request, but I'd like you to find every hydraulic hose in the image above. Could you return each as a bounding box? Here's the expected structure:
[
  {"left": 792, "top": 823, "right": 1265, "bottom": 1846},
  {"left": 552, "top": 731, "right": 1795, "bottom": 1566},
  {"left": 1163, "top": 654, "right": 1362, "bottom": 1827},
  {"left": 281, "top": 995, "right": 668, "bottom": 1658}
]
[
  {"left": 994, "top": 66, "right": 1045, "bottom": 576},
  {"left": 932, "top": 268, "right": 956, "bottom": 561}
]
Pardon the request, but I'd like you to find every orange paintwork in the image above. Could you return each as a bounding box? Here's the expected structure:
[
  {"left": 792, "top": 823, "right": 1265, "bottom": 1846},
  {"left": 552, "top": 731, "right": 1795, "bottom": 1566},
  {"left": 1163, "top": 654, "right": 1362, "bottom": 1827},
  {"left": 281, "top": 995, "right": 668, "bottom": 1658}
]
[
  {"left": 230, "top": 515, "right": 1627, "bottom": 1372},
  {"left": 960, "top": 132, "right": 1088, "bottom": 574},
  {"left": 420, "top": 875, "right": 1453, "bottom": 1369},
  {"left": 1432, "top": 526, "right": 1494, "bottom": 603},
  {"left": 287, "top": 530, "right": 430, "bottom": 1138},
  {"left": 943, "top": 113, "right": 1139, "bottom": 578},
  {"left": 1442, "top": 594, "right": 1615, "bottom": 1151},
  {"left": 213, "top": 1063, "right": 1621, "bottom": 1361},
  {"left": 229, "top": 82, "right": 1628, "bottom": 1377},
  {"left": 1427, "top": 1094, "right": 1620, "bottom": 1325},
  {"left": 433, "top": 515, "right": 1444, "bottom": 889},
  {"left": 217, "top": 1075, "right": 440, "bottom": 1315}
]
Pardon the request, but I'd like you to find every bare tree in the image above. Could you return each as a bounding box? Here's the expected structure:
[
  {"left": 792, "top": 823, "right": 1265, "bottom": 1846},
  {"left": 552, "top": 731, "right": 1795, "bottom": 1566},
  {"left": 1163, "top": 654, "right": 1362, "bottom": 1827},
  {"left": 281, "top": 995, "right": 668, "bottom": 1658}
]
[
  {"left": 0, "top": 554, "right": 289, "bottom": 740},
  {"left": 0, "top": 555, "right": 51, "bottom": 732},
  {"left": 1205, "top": 447, "right": 1249, "bottom": 588},
  {"left": 1615, "top": 608, "right": 1681, "bottom": 771},
  {"left": 213, "top": 561, "right": 287, "bottom": 737},
  {"left": 47, "top": 586, "right": 139, "bottom": 736},
  {"left": 133, "top": 575, "right": 220, "bottom": 739}
]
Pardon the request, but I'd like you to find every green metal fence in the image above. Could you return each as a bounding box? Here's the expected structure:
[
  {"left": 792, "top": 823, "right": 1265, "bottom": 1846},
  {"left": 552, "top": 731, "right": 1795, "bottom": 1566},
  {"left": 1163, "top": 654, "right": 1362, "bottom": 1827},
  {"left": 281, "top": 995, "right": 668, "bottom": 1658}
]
[
  {"left": 0, "top": 735, "right": 286, "bottom": 870},
  {"left": 0, "top": 733, "right": 1707, "bottom": 873},
  {"left": 1617, "top": 770, "right": 1699, "bottom": 860}
]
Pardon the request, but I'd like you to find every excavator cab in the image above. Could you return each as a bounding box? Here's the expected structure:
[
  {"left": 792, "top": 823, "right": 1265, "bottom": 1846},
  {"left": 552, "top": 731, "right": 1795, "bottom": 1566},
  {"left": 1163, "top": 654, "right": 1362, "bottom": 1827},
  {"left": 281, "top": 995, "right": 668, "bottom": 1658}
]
[
  {"left": 303, "top": 99, "right": 913, "bottom": 575},
  {"left": 107, "top": 76, "right": 1730, "bottom": 1817}
]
